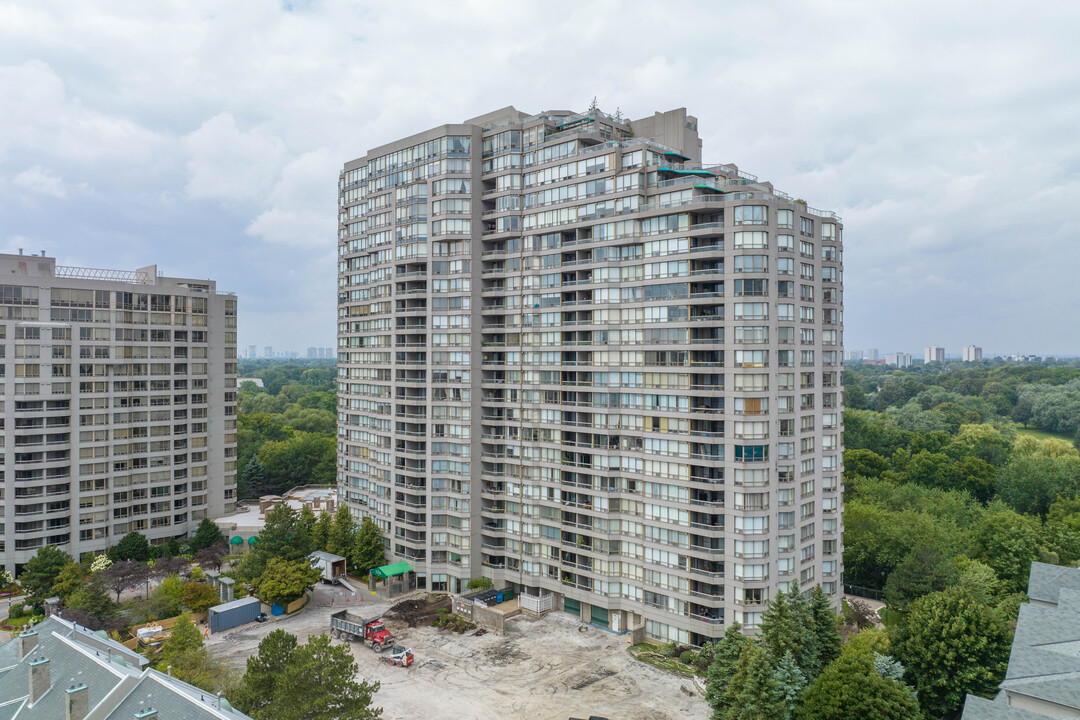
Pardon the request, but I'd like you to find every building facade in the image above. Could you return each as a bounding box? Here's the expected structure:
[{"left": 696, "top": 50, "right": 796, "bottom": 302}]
[
  {"left": 924, "top": 345, "right": 945, "bottom": 364},
  {"left": 962, "top": 345, "right": 982, "bottom": 362},
  {"left": 337, "top": 106, "right": 844, "bottom": 644},
  {"left": 885, "top": 352, "right": 912, "bottom": 368},
  {"left": 0, "top": 253, "right": 238, "bottom": 575}
]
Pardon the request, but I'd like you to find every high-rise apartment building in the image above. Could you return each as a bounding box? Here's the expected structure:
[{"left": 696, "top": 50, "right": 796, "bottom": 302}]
[
  {"left": 925, "top": 345, "right": 945, "bottom": 363},
  {"left": 0, "top": 253, "right": 238, "bottom": 575},
  {"left": 337, "top": 106, "right": 844, "bottom": 644},
  {"left": 962, "top": 345, "right": 982, "bottom": 362},
  {"left": 886, "top": 352, "right": 912, "bottom": 368}
]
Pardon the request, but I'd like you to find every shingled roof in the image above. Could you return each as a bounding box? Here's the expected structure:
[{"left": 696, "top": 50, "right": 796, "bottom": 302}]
[{"left": 0, "top": 615, "right": 251, "bottom": 719}]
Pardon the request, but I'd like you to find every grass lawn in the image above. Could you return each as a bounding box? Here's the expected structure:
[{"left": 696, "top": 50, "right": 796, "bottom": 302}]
[
  {"left": 4, "top": 615, "right": 45, "bottom": 629},
  {"left": 629, "top": 643, "right": 704, "bottom": 677},
  {"left": 1012, "top": 423, "right": 1074, "bottom": 443}
]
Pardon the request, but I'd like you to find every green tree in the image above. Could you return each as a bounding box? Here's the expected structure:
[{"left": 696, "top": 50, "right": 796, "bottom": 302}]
[
  {"left": 253, "top": 557, "right": 321, "bottom": 606},
  {"left": 115, "top": 531, "right": 151, "bottom": 561},
  {"left": 890, "top": 587, "right": 1010, "bottom": 718},
  {"left": 241, "top": 503, "right": 312, "bottom": 581},
  {"left": 327, "top": 505, "right": 356, "bottom": 558},
  {"left": 242, "top": 455, "right": 269, "bottom": 498},
  {"left": 772, "top": 651, "right": 805, "bottom": 720},
  {"left": 66, "top": 578, "right": 115, "bottom": 620},
  {"left": 800, "top": 646, "right": 922, "bottom": 720},
  {"left": 1048, "top": 495, "right": 1080, "bottom": 533},
  {"left": 182, "top": 579, "right": 221, "bottom": 613},
  {"left": 883, "top": 544, "right": 956, "bottom": 611},
  {"left": 311, "top": 511, "right": 333, "bottom": 552},
  {"left": 240, "top": 633, "right": 381, "bottom": 720},
  {"left": 160, "top": 612, "right": 204, "bottom": 667},
  {"left": 298, "top": 505, "right": 318, "bottom": 548},
  {"left": 352, "top": 517, "right": 386, "bottom": 577},
  {"left": 995, "top": 454, "right": 1080, "bottom": 517},
  {"left": 951, "top": 557, "right": 1003, "bottom": 606},
  {"left": 705, "top": 622, "right": 750, "bottom": 718},
  {"left": 50, "top": 564, "right": 87, "bottom": 602},
  {"left": 233, "top": 630, "right": 300, "bottom": 717},
  {"left": 970, "top": 508, "right": 1042, "bottom": 592},
  {"left": 809, "top": 585, "right": 842, "bottom": 669},
  {"left": 724, "top": 642, "right": 782, "bottom": 720},
  {"left": 191, "top": 518, "right": 226, "bottom": 551},
  {"left": 18, "top": 544, "right": 75, "bottom": 599}
]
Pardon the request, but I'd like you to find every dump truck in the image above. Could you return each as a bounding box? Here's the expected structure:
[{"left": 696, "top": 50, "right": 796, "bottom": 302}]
[
  {"left": 330, "top": 609, "right": 395, "bottom": 652},
  {"left": 379, "top": 645, "right": 414, "bottom": 668}
]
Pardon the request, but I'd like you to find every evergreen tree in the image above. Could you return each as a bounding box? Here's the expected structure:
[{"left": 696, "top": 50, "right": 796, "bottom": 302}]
[
  {"left": 241, "top": 503, "right": 312, "bottom": 581},
  {"left": 242, "top": 456, "right": 268, "bottom": 497},
  {"left": 724, "top": 642, "right": 782, "bottom": 720},
  {"left": 191, "top": 517, "right": 226, "bottom": 551},
  {"left": 705, "top": 622, "right": 750, "bottom": 718},
  {"left": 233, "top": 630, "right": 299, "bottom": 718},
  {"left": 772, "top": 651, "right": 806, "bottom": 720},
  {"left": 18, "top": 545, "right": 75, "bottom": 599},
  {"left": 809, "top": 585, "right": 842, "bottom": 668},
  {"left": 351, "top": 517, "right": 385, "bottom": 577},
  {"left": 298, "top": 505, "right": 318, "bottom": 547},
  {"left": 327, "top": 505, "right": 356, "bottom": 558},
  {"left": 312, "top": 511, "right": 333, "bottom": 553},
  {"left": 760, "top": 582, "right": 819, "bottom": 679}
]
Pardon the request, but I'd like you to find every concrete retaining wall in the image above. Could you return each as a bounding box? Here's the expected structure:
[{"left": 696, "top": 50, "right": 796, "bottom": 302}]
[{"left": 452, "top": 597, "right": 507, "bottom": 633}]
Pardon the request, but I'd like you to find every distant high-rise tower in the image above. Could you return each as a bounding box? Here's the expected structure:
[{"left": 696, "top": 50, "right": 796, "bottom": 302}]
[
  {"left": 962, "top": 345, "right": 982, "bottom": 362},
  {"left": 864, "top": 348, "right": 879, "bottom": 361},
  {"left": 264, "top": 346, "right": 273, "bottom": 359},
  {"left": 307, "top": 346, "right": 318, "bottom": 358},
  {"left": 886, "top": 352, "right": 912, "bottom": 368},
  {"left": 337, "top": 105, "right": 845, "bottom": 644}
]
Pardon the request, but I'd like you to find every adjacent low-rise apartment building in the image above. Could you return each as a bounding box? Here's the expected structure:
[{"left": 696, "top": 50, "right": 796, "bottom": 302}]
[
  {"left": 337, "top": 106, "right": 844, "bottom": 645},
  {"left": 0, "top": 253, "right": 238, "bottom": 575}
]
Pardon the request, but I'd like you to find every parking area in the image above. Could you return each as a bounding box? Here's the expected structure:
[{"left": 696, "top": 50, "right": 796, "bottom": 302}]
[{"left": 205, "top": 584, "right": 709, "bottom": 720}]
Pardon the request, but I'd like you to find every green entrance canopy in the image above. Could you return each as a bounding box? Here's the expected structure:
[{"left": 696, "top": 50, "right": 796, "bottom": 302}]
[
  {"left": 230, "top": 536, "right": 243, "bottom": 545},
  {"left": 370, "top": 561, "right": 414, "bottom": 579}
]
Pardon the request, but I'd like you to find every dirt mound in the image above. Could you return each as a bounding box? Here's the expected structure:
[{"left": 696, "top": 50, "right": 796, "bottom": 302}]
[{"left": 384, "top": 593, "right": 452, "bottom": 628}]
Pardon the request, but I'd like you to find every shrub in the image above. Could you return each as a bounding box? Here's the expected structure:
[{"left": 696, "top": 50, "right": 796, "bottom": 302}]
[
  {"left": 680, "top": 650, "right": 695, "bottom": 665},
  {"left": 8, "top": 602, "right": 25, "bottom": 619},
  {"left": 437, "top": 607, "right": 450, "bottom": 615}
]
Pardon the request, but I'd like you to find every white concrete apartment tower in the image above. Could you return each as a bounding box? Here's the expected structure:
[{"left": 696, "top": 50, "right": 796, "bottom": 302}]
[
  {"left": 0, "top": 253, "right": 238, "bottom": 575},
  {"left": 337, "top": 106, "right": 844, "bottom": 645}
]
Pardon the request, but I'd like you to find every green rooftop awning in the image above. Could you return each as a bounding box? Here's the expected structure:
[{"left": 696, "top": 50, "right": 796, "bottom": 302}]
[
  {"left": 694, "top": 183, "right": 724, "bottom": 193},
  {"left": 663, "top": 150, "right": 690, "bottom": 161},
  {"left": 248, "top": 537, "right": 260, "bottom": 545},
  {"left": 658, "top": 167, "right": 716, "bottom": 178},
  {"left": 230, "top": 536, "right": 243, "bottom": 545},
  {"left": 370, "top": 561, "right": 414, "bottom": 579}
]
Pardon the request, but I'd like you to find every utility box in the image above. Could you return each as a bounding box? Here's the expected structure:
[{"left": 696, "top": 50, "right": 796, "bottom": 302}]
[
  {"left": 208, "top": 597, "right": 261, "bottom": 634},
  {"left": 309, "top": 551, "right": 347, "bottom": 584}
]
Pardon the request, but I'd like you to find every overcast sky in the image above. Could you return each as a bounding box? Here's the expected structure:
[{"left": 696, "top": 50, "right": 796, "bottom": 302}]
[{"left": 2, "top": 1, "right": 1078, "bottom": 356}]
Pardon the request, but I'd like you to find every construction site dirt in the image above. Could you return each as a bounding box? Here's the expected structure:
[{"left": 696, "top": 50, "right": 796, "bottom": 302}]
[{"left": 204, "top": 583, "right": 709, "bottom": 720}]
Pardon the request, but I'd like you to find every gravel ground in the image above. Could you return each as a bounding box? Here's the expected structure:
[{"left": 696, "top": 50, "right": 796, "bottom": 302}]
[{"left": 205, "top": 583, "right": 709, "bottom": 720}]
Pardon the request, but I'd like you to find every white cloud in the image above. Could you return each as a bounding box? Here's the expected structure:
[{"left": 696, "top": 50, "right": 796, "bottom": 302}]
[
  {"left": 184, "top": 113, "right": 286, "bottom": 204},
  {"left": 13, "top": 166, "right": 67, "bottom": 198},
  {"left": 0, "top": 0, "right": 1078, "bottom": 352}
]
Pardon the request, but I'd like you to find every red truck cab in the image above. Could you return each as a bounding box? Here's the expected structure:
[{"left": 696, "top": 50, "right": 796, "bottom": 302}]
[{"left": 364, "top": 619, "right": 394, "bottom": 652}]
